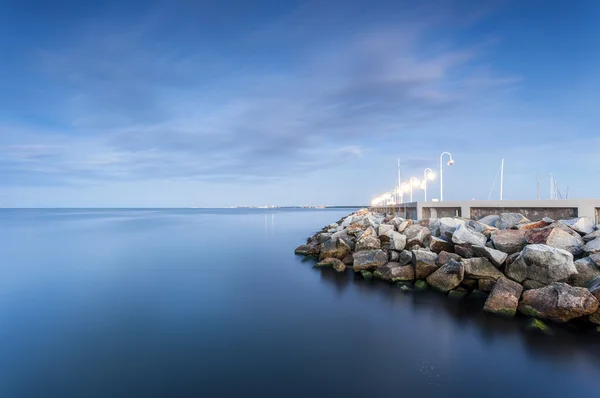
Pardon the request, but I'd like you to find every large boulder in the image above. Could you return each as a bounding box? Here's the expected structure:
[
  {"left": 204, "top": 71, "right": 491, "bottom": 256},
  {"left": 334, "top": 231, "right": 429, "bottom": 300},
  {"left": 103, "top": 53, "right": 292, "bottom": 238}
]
[
  {"left": 437, "top": 251, "right": 462, "bottom": 266},
  {"left": 404, "top": 225, "right": 431, "bottom": 249},
  {"left": 389, "top": 231, "right": 407, "bottom": 251},
  {"left": 439, "top": 217, "right": 466, "bottom": 240},
  {"left": 319, "top": 237, "right": 352, "bottom": 260},
  {"left": 426, "top": 259, "right": 464, "bottom": 293},
  {"left": 462, "top": 257, "right": 504, "bottom": 280},
  {"left": 472, "top": 245, "right": 508, "bottom": 267},
  {"left": 588, "top": 277, "right": 600, "bottom": 301},
  {"left": 355, "top": 235, "right": 381, "bottom": 251},
  {"left": 452, "top": 224, "right": 486, "bottom": 246},
  {"left": 570, "top": 257, "right": 600, "bottom": 287},
  {"left": 518, "top": 282, "right": 599, "bottom": 323},
  {"left": 583, "top": 238, "right": 600, "bottom": 254},
  {"left": 429, "top": 236, "right": 454, "bottom": 254},
  {"left": 505, "top": 244, "right": 577, "bottom": 284},
  {"left": 374, "top": 262, "right": 415, "bottom": 282},
  {"left": 559, "top": 217, "right": 595, "bottom": 236},
  {"left": 525, "top": 225, "right": 584, "bottom": 255},
  {"left": 413, "top": 249, "right": 439, "bottom": 279},
  {"left": 353, "top": 250, "right": 388, "bottom": 272},
  {"left": 497, "top": 213, "right": 529, "bottom": 230},
  {"left": 483, "top": 277, "right": 524, "bottom": 317},
  {"left": 491, "top": 229, "right": 527, "bottom": 255}
]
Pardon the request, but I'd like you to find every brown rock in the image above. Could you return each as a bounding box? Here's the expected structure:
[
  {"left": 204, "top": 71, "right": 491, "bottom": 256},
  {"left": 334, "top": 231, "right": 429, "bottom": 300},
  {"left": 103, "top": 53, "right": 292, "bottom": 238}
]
[
  {"left": 455, "top": 244, "right": 475, "bottom": 258},
  {"left": 436, "top": 251, "right": 462, "bottom": 266},
  {"left": 478, "top": 278, "right": 496, "bottom": 292},
  {"left": 413, "top": 249, "right": 439, "bottom": 279},
  {"left": 491, "top": 229, "right": 527, "bottom": 255},
  {"left": 484, "top": 277, "right": 523, "bottom": 317},
  {"left": 462, "top": 257, "right": 504, "bottom": 280},
  {"left": 319, "top": 237, "right": 352, "bottom": 260},
  {"left": 426, "top": 259, "right": 464, "bottom": 293},
  {"left": 517, "top": 218, "right": 553, "bottom": 231},
  {"left": 429, "top": 237, "right": 454, "bottom": 254}
]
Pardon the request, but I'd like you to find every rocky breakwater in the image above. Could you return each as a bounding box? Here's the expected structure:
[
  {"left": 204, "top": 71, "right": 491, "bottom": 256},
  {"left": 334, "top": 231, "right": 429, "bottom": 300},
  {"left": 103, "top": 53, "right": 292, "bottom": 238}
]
[{"left": 295, "top": 209, "right": 600, "bottom": 334}]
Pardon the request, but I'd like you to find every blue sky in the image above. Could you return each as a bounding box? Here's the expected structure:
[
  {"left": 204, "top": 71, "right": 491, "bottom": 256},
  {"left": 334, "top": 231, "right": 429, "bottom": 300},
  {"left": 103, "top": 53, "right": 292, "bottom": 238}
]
[{"left": 1, "top": 0, "right": 599, "bottom": 207}]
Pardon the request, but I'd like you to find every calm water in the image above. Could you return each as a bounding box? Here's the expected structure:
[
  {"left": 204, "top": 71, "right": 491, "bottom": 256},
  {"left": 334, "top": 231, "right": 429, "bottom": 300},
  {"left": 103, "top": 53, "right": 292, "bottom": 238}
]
[{"left": 0, "top": 208, "right": 599, "bottom": 398}]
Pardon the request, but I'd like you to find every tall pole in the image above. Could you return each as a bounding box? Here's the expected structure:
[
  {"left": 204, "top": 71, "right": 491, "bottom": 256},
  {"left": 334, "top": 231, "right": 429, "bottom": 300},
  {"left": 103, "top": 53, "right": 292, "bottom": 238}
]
[
  {"left": 423, "top": 168, "right": 433, "bottom": 202},
  {"left": 439, "top": 152, "right": 454, "bottom": 202},
  {"left": 500, "top": 158, "right": 504, "bottom": 201}
]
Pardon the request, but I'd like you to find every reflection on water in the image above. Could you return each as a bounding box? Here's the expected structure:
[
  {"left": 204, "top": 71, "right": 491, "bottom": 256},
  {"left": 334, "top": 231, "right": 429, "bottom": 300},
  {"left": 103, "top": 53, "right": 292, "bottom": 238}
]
[{"left": 0, "top": 208, "right": 598, "bottom": 398}]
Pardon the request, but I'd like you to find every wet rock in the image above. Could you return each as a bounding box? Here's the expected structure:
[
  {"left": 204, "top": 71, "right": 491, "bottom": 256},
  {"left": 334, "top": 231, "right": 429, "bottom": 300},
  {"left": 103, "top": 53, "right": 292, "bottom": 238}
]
[
  {"left": 588, "top": 277, "right": 600, "bottom": 301},
  {"left": 497, "top": 213, "right": 529, "bottom": 230},
  {"left": 462, "top": 257, "right": 504, "bottom": 280},
  {"left": 461, "top": 278, "right": 478, "bottom": 290},
  {"left": 518, "top": 282, "right": 599, "bottom": 323},
  {"left": 426, "top": 259, "right": 464, "bottom": 293},
  {"left": 583, "top": 237, "right": 600, "bottom": 254},
  {"left": 389, "top": 231, "right": 407, "bottom": 251},
  {"left": 478, "top": 215, "right": 500, "bottom": 228},
  {"left": 414, "top": 280, "right": 429, "bottom": 291},
  {"left": 455, "top": 244, "right": 475, "bottom": 258},
  {"left": 437, "top": 251, "right": 462, "bottom": 266},
  {"left": 404, "top": 225, "right": 431, "bottom": 249},
  {"left": 570, "top": 257, "right": 600, "bottom": 287},
  {"left": 374, "top": 263, "right": 415, "bottom": 282},
  {"left": 413, "top": 249, "right": 439, "bottom": 279},
  {"left": 319, "top": 237, "right": 352, "bottom": 260},
  {"left": 396, "top": 281, "right": 414, "bottom": 292},
  {"left": 526, "top": 319, "right": 554, "bottom": 336},
  {"left": 491, "top": 229, "right": 527, "bottom": 255},
  {"left": 355, "top": 235, "right": 381, "bottom": 251},
  {"left": 517, "top": 218, "right": 553, "bottom": 231},
  {"left": 360, "top": 270, "right": 373, "bottom": 280},
  {"left": 448, "top": 287, "right": 469, "bottom": 299},
  {"left": 559, "top": 217, "right": 595, "bottom": 235},
  {"left": 505, "top": 244, "right": 577, "bottom": 284},
  {"left": 352, "top": 249, "right": 388, "bottom": 272},
  {"left": 429, "top": 236, "right": 454, "bottom": 254},
  {"left": 398, "top": 250, "right": 413, "bottom": 266},
  {"left": 478, "top": 278, "right": 496, "bottom": 292},
  {"left": 472, "top": 245, "right": 508, "bottom": 267},
  {"left": 452, "top": 224, "right": 486, "bottom": 246},
  {"left": 483, "top": 277, "right": 523, "bottom": 317}
]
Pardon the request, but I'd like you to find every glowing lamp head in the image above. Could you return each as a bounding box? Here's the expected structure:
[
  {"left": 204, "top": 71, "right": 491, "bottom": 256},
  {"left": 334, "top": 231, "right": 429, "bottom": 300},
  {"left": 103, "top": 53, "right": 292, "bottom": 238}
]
[
  {"left": 447, "top": 159, "right": 455, "bottom": 166},
  {"left": 427, "top": 171, "right": 435, "bottom": 180},
  {"left": 412, "top": 178, "right": 420, "bottom": 187}
]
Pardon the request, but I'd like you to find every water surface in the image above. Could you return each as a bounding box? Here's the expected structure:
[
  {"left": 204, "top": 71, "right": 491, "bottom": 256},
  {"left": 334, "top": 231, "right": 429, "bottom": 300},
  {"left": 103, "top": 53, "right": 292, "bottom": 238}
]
[{"left": 0, "top": 208, "right": 599, "bottom": 398}]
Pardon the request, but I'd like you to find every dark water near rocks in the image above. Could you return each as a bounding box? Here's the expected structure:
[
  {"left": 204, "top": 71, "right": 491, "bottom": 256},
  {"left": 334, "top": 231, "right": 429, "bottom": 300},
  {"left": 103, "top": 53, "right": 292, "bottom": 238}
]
[{"left": 0, "top": 208, "right": 599, "bottom": 398}]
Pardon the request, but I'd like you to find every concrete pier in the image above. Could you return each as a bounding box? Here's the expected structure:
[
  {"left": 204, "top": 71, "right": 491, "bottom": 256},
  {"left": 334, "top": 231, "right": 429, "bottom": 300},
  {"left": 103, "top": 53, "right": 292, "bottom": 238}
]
[{"left": 372, "top": 199, "right": 600, "bottom": 223}]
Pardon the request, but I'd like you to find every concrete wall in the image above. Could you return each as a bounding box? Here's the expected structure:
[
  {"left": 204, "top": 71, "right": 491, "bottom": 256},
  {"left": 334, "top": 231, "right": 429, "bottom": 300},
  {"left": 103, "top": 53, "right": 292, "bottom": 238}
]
[{"left": 470, "top": 207, "right": 577, "bottom": 221}]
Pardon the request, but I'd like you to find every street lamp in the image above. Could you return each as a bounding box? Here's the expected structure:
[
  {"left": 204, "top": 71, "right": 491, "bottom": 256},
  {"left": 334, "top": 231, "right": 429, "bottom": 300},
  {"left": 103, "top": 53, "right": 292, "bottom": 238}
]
[
  {"left": 439, "top": 152, "right": 454, "bottom": 202},
  {"left": 421, "top": 168, "right": 435, "bottom": 202},
  {"left": 409, "top": 177, "right": 420, "bottom": 202}
]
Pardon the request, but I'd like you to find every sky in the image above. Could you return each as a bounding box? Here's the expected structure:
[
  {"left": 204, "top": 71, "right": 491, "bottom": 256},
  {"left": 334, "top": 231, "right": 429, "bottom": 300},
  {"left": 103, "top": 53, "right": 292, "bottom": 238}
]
[{"left": 1, "top": 0, "right": 599, "bottom": 207}]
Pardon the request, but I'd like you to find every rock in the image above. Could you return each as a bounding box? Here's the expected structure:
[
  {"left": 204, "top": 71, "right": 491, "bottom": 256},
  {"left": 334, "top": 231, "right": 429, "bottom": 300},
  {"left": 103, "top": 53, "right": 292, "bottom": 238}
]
[
  {"left": 396, "top": 220, "right": 412, "bottom": 233},
  {"left": 396, "top": 282, "right": 413, "bottom": 292},
  {"left": 346, "top": 223, "right": 364, "bottom": 237},
  {"left": 319, "top": 237, "right": 352, "bottom": 260},
  {"left": 478, "top": 278, "right": 496, "bottom": 292},
  {"left": 426, "top": 259, "right": 464, "bottom": 293},
  {"left": 315, "top": 257, "right": 342, "bottom": 268},
  {"left": 439, "top": 217, "right": 466, "bottom": 240},
  {"left": 374, "top": 263, "right": 415, "bottom": 282},
  {"left": 429, "top": 236, "right": 454, "bottom": 254},
  {"left": 588, "top": 277, "right": 600, "bottom": 301},
  {"left": 437, "top": 251, "right": 462, "bottom": 266},
  {"left": 590, "top": 310, "right": 600, "bottom": 325},
  {"left": 389, "top": 250, "right": 400, "bottom": 262},
  {"left": 398, "top": 250, "right": 413, "bottom": 266},
  {"left": 583, "top": 238, "right": 600, "bottom": 254},
  {"left": 559, "top": 217, "right": 595, "bottom": 235},
  {"left": 378, "top": 224, "right": 394, "bottom": 237},
  {"left": 355, "top": 235, "right": 381, "bottom": 251},
  {"left": 360, "top": 270, "right": 373, "bottom": 280},
  {"left": 462, "top": 257, "right": 504, "bottom": 280},
  {"left": 591, "top": 253, "right": 600, "bottom": 266},
  {"left": 583, "top": 230, "right": 600, "bottom": 243},
  {"left": 455, "top": 244, "right": 475, "bottom": 258},
  {"left": 526, "top": 319, "right": 554, "bottom": 336},
  {"left": 414, "top": 280, "right": 429, "bottom": 291},
  {"left": 358, "top": 226, "right": 377, "bottom": 239},
  {"left": 505, "top": 252, "right": 519, "bottom": 266},
  {"left": 523, "top": 280, "right": 546, "bottom": 290},
  {"left": 570, "top": 257, "right": 600, "bottom": 287},
  {"left": 469, "top": 289, "right": 489, "bottom": 301},
  {"left": 295, "top": 244, "right": 320, "bottom": 256},
  {"left": 518, "top": 282, "right": 599, "bottom": 323},
  {"left": 428, "top": 218, "right": 441, "bottom": 237},
  {"left": 505, "top": 244, "right": 577, "bottom": 284},
  {"left": 461, "top": 278, "right": 478, "bottom": 290},
  {"left": 468, "top": 219, "right": 496, "bottom": 235},
  {"left": 483, "top": 277, "right": 523, "bottom": 317},
  {"left": 389, "top": 231, "right": 407, "bottom": 251},
  {"left": 525, "top": 225, "right": 584, "bottom": 256},
  {"left": 341, "top": 255, "right": 354, "bottom": 265},
  {"left": 317, "top": 232, "right": 332, "bottom": 243},
  {"left": 452, "top": 224, "right": 486, "bottom": 246},
  {"left": 497, "top": 213, "right": 529, "bottom": 230},
  {"left": 478, "top": 214, "right": 500, "bottom": 228},
  {"left": 491, "top": 229, "right": 527, "bottom": 255},
  {"left": 448, "top": 287, "right": 469, "bottom": 299},
  {"left": 404, "top": 225, "right": 431, "bottom": 248},
  {"left": 413, "top": 249, "right": 439, "bottom": 279},
  {"left": 472, "top": 245, "right": 508, "bottom": 267},
  {"left": 517, "top": 218, "right": 553, "bottom": 231},
  {"left": 353, "top": 250, "right": 388, "bottom": 272}
]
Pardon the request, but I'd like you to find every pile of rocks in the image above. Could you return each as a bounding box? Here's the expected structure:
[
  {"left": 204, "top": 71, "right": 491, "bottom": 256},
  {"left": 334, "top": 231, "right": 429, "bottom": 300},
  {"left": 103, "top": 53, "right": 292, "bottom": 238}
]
[{"left": 295, "top": 209, "right": 600, "bottom": 331}]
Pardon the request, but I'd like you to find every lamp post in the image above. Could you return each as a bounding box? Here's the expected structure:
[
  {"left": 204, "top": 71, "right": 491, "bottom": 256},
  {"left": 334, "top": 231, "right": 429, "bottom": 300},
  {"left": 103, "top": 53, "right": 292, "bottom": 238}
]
[
  {"left": 422, "top": 168, "right": 435, "bottom": 202},
  {"left": 439, "top": 152, "right": 455, "bottom": 202},
  {"left": 409, "top": 177, "right": 420, "bottom": 202}
]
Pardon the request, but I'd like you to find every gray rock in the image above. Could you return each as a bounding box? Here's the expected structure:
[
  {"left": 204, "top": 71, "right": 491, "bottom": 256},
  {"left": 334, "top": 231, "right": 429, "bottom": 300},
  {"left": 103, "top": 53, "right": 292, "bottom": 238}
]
[
  {"left": 497, "top": 213, "right": 529, "bottom": 230},
  {"left": 505, "top": 244, "right": 577, "bottom": 285},
  {"left": 378, "top": 224, "right": 394, "bottom": 237},
  {"left": 462, "top": 257, "right": 504, "bottom": 280},
  {"left": 583, "top": 237, "right": 600, "bottom": 254},
  {"left": 518, "top": 282, "right": 599, "bottom": 323},
  {"left": 404, "top": 225, "right": 431, "bottom": 248},
  {"left": 472, "top": 245, "right": 508, "bottom": 267},
  {"left": 398, "top": 250, "right": 413, "bottom": 266},
  {"left": 544, "top": 226, "right": 585, "bottom": 255},
  {"left": 317, "top": 233, "right": 332, "bottom": 243},
  {"left": 484, "top": 277, "right": 524, "bottom": 317},
  {"left": 588, "top": 277, "right": 600, "bottom": 301},
  {"left": 559, "top": 217, "right": 595, "bottom": 235},
  {"left": 452, "top": 224, "right": 487, "bottom": 246},
  {"left": 478, "top": 214, "right": 500, "bottom": 228},
  {"left": 583, "top": 230, "right": 600, "bottom": 243},
  {"left": 413, "top": 249, "right": 439, "bottom": 279},
  {"left": 428, "top": 218, "right": 441, "bottom": 237},
  {"left": 570, "top": 257, "right": 600, "bottom": 287},
  {"left": 429, "top": 236, "right": 454, "bottom": 254},
  {"left": 352, "top": 250, "right": 388, "bottom": 272},
  {"left": 341, "top": 255, "right": 354, "bottom": 265},
  {"left": 491, "top": 229, "right": 527, "bottom": 255},
  {"left": 389, "top": 250, "right": 400, "bottom": 262},
  {"left": 436, "top": 251, "right": 462, "bottom": 266},
  {"left": 355, "top": 235, "right": 381, "bottom": 251},
  {"left": 426, "top": 259, "right": 464, "bottom": 293},
  {"left": 389, "top": 231, "right": 407, "bottom": 251},
  {"left": 439, "top": 217, "right": 466, "bottom": 240}
]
